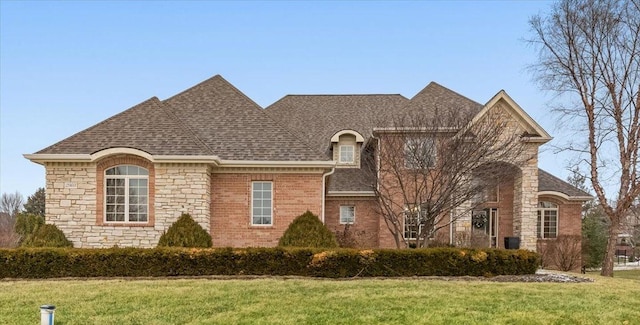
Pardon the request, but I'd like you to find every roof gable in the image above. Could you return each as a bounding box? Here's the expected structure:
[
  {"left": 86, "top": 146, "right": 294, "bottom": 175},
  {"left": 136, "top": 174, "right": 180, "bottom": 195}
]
[
  {"left": 36, "top": 97, "right": 213, "bottom": 156},
  {"left": 469, "top": 90, "right": 552, "bottom": 142}
]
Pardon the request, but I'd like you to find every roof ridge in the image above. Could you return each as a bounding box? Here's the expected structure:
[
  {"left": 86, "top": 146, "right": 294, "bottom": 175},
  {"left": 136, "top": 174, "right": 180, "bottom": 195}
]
[
  {"left": 213, "top": 75, "right": 265, "bottom": 110},
  {"left": 36, "top": 97, "right": 161, "bottom": 154},
  {"left": 282, "top": 94, "right": 405, "bottom": 97},
  {"left": 159, "top": 100, "right": 216, "bottom": 155},
  {"left": 262, "top": 99, "right": 324, "bottom": 155},
  {"left": 164, "top": 75, "right": 225, "bottom": 103},
  {"left": 214, "top": 76, "right": 328, "bottom": 159},
  {"left": 413, "top": 81, "right": 483, "bottom": 106}
]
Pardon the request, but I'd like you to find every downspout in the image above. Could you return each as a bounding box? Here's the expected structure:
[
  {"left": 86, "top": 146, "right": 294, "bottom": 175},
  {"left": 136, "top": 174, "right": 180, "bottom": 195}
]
[
  {"left": 449, "top": 210, "right": 454, "bottom": 246},
  {"left": 321, "top": 167, "right": 336, "bottom": 223}
]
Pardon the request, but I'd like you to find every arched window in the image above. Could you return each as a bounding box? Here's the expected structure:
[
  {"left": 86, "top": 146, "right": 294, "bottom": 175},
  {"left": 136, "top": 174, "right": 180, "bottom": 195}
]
[
  {"left": 105, "top": 165, "right": 149, "bottom": 223},
  {"left": 537, "top": 201, "right": 558, "bottom": 239}
]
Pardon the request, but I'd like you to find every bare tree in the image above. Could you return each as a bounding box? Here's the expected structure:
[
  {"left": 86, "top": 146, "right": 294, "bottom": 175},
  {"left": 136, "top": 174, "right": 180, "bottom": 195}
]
[
  {"left": 1, "top": 191, "right": 24, "bottom": 218},
  {"left": 367, "top": 106, "right": 530, "bottom": 248},
  {"left": 529, "top": 0, "right": 640, "bottom": 276},
  {"left": 0, "top": 192, "right": 24, "bottom": 247}
]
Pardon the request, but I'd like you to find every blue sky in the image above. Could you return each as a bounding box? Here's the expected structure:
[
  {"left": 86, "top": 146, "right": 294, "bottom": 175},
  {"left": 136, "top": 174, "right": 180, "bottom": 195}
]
[{"left": 1, "top": 0, "right": 581, "bottom": 199}]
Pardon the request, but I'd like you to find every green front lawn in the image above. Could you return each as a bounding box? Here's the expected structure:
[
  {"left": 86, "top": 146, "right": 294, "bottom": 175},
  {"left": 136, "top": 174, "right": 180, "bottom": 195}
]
[
  {"left": 1, "top": 275, "right": 639, "bottom": 325},
  {"left": 615, "top": 269, "right": 640, "bottom": 280}
]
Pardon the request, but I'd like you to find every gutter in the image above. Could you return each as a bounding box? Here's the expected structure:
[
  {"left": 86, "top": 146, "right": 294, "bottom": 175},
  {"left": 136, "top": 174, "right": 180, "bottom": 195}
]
[{"left": 321, "top": 167, "right": 336, "bottom": 223}]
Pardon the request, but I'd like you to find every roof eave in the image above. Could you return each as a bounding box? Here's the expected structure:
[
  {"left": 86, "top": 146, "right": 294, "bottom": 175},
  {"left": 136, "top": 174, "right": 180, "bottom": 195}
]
[
  {"left": 24, "top": 153, "right": 222, "bottom": 165},
  {"left": 372, "top": 126, "right": 460, "bottom": 134},
  {"left": 538, "top": 191, "right": 593, "bottom": 202},
  {"left": 326, "top": 190, "right": 376, "bottom": 197},
  {"left": 521, "top": 136, "right": 553, "bottom": 144},
  {"left": 219, "top": 160, "right": 336, "bottom": 168}
]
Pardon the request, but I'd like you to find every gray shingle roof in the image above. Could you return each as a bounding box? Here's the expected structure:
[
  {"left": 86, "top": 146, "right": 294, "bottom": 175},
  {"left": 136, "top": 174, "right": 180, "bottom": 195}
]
[
  {"left": 399, "top": 82, "right": 484, "bottom": 119},
  {"left": 538, "top": 169, "right": 592, "bottom": 198},
  {"left": 36, "top": 75, "right": 327, "bottom": 161},
  {"left": 163, "top": 75, "right": 326, "bottom": 161},
  {"left": 265, "top": 82, "right": 482, "bottom": 192},
  {"left": 36, "top": 97, "right": 213, "bottom": 155},
  {"left": 265, "top": 94, "right": 409, "bottom": 157},
  {"left": 327, "top": 168, "right": 375, "bottom": 192}
]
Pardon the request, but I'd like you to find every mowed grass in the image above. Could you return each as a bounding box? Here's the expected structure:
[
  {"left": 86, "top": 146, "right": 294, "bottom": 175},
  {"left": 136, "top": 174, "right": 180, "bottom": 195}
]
[
  {"left": 615, "top": 269, "right": 640, "bottom": 280},
  {"left": 1, "top": 274, "right": 639, "bottom": 325}
]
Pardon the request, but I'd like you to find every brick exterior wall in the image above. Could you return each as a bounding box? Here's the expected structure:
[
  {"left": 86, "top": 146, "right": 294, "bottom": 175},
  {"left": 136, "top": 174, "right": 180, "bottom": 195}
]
[
  {"left": 536, "top": 195, "right": 583, "bottom": 270},
  {"left": 44, "top": 156, "right": 210, "bottom": 248},
  {"left": 325, "top": 197, "right": 379, "bottom": 248},
  {"left": 210, "top": 172, "right": 324, "bottom": 247}
]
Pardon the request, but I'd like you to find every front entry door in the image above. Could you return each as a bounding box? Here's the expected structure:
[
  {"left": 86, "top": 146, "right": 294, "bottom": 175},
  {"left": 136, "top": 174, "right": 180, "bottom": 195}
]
[{"left": 471, "top": 208, "right": 498, "bottom": 248}]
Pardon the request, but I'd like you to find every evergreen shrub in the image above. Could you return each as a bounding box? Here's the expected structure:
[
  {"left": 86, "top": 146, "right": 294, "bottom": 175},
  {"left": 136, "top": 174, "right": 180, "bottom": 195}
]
[
  {"left": 14, "top": 213, "right": 44, "bottom": 244},
  {"left": 278, "top": 211, "right": 338, "bottom": 248},
  {"left": 157, "top": 213, "right": 212, "bottom": 248},
  {"left": 22, "top": 224, "right": 72, "bottom": 248}
]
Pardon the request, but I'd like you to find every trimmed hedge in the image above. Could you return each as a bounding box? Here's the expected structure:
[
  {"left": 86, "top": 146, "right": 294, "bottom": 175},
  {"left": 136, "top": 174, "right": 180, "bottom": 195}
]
[{"left": 0, "top": 247, "right": 539, "bottom": 279}]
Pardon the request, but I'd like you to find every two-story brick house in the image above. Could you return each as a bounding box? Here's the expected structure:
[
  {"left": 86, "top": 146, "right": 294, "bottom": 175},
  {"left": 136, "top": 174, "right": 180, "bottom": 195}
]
[{"left": 25, "top": 75, "right": 591, "bottom": 251}]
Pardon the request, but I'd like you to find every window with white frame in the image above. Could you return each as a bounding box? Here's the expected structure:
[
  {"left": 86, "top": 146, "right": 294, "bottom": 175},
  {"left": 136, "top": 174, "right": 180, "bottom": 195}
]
[
  {"left": 252, "top": 181, "right": 273, "bottom": 226},
  {"left": 340, "top": 205, "right": 355, "bottom": 224},
  {"left": 105, "top": 165, "right": 148, "bottom": 223},
  {"left": 339, "top": 145, "right": 354, "bottom": 163},
  {"left": 403, "top": 203, "right": 434, "bottom": 240},
  {"left": 537, "top": 201, "right": 558, "bottom": 238},
  {"left": 404, "top": 137, "right": 436, "bottom": 169}
]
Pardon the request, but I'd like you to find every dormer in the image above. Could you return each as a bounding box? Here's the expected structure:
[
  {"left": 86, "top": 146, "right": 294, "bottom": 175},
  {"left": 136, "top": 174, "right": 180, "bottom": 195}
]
[{"left": 331, "top": 130, "right": 364, "bottom": 168}]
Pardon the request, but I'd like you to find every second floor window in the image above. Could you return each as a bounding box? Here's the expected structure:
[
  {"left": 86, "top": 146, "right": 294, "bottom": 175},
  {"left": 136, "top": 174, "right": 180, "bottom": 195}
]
[
  {"left": 339, "top": 145, "right": 354, "bottom": 163},
  {"left": 404, "top": 137, "right": 436, "bottom": 169}
]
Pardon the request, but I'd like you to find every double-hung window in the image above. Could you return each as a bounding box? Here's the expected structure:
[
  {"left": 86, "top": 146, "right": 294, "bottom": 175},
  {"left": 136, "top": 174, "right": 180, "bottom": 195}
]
[
  {"left": 537, "top": 201, "right": 558, "bottom": 238},
  {"left": 340, "top": 205, "right": 355, "bottom": 224},
  {"left": 339, "top": 145, "right": 354, "bottom": 163},
  {"left": 105, "top": 165, "right": 148, "bottom": 223},
  {"left": 252, "top": 181, "right": 273, "bottom": 226},
  {"left": 404, "top": 137, "right": 436, "bottom": 169}
]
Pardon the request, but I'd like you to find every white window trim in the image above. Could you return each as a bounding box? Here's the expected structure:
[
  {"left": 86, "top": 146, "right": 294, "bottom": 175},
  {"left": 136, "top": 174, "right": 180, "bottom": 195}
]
[
  {"left": 104, "top": 166, "right": 149, "bottom": 224},
  {"left": 404, "top": 216, "right": 422, "bottom": 240},
  {"left": 251, "top": 181, "right": 273, "bottom": 226},
  {"left": 537, "top": 202, "right": 558, "bottom": 239},
  {"left": 403, "top": 204, "right": 430, "bottom": 240},
  {"left": 339, "top": 205, "right": 355, "bottom": 224},
  {"left": 339, "top": 145, "right": 355, "bottom": 163}
]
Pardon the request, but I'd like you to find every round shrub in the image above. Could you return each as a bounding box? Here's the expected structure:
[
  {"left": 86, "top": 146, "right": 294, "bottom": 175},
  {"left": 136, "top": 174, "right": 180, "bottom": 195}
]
[
  {"left": 157, "top": 213, "right": 212, "bottom": 248},
  {"left": 278, "top": 211, "right": 338, "bottom": 248},
  {"left": 22, "top": 224, "right": 73, "bottom": 247}
]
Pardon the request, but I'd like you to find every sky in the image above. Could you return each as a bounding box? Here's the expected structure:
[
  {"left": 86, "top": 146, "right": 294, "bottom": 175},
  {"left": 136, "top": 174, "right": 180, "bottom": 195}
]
[{"left": 1, "top": 0, "right": 589, "bottom": 200}]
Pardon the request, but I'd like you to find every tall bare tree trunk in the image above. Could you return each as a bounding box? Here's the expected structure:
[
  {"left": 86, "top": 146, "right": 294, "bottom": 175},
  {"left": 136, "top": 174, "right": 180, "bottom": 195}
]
[{"left": 601, "top": 219, "right": 621, "bottom": 276}]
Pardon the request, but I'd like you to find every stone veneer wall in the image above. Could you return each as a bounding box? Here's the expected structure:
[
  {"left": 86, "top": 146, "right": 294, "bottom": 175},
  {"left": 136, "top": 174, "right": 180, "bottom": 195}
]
[
  {"left": 154, "top": 163, "right": 211, "bottom": 233},
  {"left": 513, "top": 146, "right": 539, "bottom": 251},
  {"left": 45, "top": 159, "right": 210, "bottom": 248}
]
